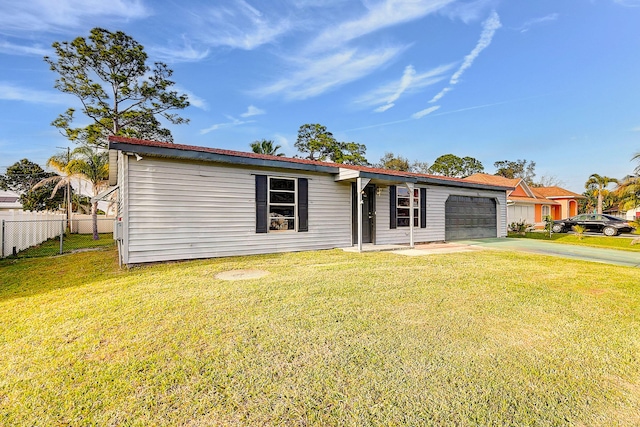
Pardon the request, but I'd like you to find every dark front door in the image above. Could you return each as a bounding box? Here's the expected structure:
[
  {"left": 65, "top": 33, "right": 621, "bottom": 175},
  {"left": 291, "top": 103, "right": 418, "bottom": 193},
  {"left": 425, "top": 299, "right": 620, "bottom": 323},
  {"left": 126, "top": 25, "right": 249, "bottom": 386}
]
[{"left": 352, "top": 184, "right": 375, "bottom": 244}]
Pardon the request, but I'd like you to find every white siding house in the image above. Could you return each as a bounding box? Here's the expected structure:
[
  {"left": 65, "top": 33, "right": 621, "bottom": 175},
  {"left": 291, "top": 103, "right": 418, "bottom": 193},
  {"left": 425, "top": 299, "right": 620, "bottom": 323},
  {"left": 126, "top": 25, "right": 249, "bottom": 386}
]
[{"left": 109, "top": 136, "right": 510, "bottom": 265}]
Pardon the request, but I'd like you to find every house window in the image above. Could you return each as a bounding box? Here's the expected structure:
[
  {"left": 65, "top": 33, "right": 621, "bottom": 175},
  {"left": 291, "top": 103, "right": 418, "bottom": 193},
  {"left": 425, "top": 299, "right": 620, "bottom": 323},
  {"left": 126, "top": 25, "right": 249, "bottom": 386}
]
[
  {"left": 541, "top": 205, "right": 550, "bottom": 218},
  {"left": 269, "top": 177, "right": 296, "bottom": 231},
  {"left": 397, "top": 187, "right": 420, "bottom": 227},
  {"left": 256, "top": 175, "right": 308, "bottom": 234}
]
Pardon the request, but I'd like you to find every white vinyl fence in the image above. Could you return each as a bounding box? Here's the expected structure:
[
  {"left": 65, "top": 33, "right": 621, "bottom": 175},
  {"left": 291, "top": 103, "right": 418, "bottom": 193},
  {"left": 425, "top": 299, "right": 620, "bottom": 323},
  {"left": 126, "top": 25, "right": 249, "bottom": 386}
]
[
  {"left": 1, "top": 210, "right": 66, "bottom": 258},
  {"left": 69, "top": 214, "right": 115, "bottom": 234}
]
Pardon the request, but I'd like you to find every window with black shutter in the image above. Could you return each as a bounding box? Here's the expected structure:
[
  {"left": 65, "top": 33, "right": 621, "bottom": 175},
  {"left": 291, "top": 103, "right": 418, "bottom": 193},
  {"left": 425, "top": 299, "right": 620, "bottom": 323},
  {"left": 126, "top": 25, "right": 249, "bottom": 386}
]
[{"left": 256, "top": 176, "right": 308, "bottom": 233}]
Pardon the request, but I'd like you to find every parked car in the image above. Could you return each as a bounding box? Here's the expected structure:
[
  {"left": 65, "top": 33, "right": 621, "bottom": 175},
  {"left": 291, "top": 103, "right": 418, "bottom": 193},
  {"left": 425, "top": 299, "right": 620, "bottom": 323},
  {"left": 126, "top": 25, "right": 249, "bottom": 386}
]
[{"left": 552, "top": 214, "right": 635, "bottom": 236}]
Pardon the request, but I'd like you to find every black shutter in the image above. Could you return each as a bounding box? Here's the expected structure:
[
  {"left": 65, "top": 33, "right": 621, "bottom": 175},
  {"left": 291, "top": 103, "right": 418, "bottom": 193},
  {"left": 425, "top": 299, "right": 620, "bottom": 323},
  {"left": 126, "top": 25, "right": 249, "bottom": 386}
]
[
  {"left": 420, "top": 188, "right": 427, "bottom": 228},
  {"left": 255, "top": 175, "right": 267, "bottom": 233},
  {"left": 389, "top": 185, "right": 397, "bottom": 229},
  {"left": 298, "top": 178, "right": 308, "bottom": 232}
]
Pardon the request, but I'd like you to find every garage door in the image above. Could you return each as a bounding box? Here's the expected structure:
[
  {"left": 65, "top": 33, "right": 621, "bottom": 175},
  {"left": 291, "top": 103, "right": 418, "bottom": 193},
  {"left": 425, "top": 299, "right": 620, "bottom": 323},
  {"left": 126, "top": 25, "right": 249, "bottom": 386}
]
[{"left": 445, "top": 195, "right": 497, "bottom": 240}]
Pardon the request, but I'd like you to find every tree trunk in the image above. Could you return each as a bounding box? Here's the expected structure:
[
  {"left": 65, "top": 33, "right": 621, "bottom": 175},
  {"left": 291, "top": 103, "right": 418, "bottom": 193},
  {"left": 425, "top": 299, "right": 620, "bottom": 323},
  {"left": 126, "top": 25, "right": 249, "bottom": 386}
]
[
  {"left": 92, "top": 201, "right": 99, "bottom": 240},
  {"left": 597, "top": 191, "right": 603, "bottom": 214}
]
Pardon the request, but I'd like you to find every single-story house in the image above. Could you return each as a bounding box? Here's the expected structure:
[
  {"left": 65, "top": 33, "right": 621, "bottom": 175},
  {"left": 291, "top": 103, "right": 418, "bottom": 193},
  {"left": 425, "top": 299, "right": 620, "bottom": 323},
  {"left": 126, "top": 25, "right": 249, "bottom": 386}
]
[
  {"left": 464, "top": 173, "right": 584, "bottom": 228},
  {"left": 0, "top": 191, "right": 22, "bottom": 211},
  {"left": 624, "top": 207, "right": 640, "bottom": 221},
  {"left": 108, "top": 136, "right": 510, "bottom": 265}
]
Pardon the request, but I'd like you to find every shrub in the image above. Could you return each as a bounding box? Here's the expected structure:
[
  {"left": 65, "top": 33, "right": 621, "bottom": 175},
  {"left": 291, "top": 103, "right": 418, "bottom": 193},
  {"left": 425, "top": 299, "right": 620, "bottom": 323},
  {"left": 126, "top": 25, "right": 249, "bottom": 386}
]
[
  {"left": 509, "top": 219, "right": 532, "bottom": 235},
  {"left": 572, "top": 225, "right": 586, "bottom": 240}
]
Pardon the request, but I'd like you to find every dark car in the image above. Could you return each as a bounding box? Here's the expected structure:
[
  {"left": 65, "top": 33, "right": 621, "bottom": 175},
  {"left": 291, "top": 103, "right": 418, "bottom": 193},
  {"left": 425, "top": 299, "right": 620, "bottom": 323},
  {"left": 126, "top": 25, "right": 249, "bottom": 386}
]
[{"left": 552, "top": 214, "right": 635, "bottom": 236}]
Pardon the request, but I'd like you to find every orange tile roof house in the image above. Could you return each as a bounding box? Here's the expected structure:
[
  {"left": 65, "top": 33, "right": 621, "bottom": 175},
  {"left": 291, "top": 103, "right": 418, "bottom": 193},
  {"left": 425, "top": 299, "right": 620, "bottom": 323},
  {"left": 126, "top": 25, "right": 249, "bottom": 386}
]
[
  {"left": 464, "top": 173, "right": 585, "bottom": 228},
  {"left": 108, "top": 137, "right": 511, "bottom": 265}
]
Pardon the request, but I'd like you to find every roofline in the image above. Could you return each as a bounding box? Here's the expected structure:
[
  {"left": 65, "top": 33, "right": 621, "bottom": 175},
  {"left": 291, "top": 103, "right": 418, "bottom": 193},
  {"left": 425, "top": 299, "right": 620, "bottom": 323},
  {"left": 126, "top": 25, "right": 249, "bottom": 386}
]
[
  {"left": 542, "top": 195, "right": 587, "bottom": 199},
  {"left": 509, "top": 198, "right": 560, "bottom": 205},
  {"left": 108, "top": 136, "right": 511, "bottom": 192},
  {"left": 109, "top": 141, "right": 340, "bottom": 174}
]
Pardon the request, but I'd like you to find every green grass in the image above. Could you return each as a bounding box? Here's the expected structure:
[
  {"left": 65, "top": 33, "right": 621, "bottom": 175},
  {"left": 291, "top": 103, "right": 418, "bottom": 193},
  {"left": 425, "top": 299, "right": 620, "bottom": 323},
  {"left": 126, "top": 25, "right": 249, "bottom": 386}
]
[
  {"left": 509, "top": 231, "right": 640, "bottom": 252},
  {"left": 1, "top": 247, "right": 640, "bottom": 425},
  {"left": 7, "top": 233, "right": 114, "bottom": 258}
]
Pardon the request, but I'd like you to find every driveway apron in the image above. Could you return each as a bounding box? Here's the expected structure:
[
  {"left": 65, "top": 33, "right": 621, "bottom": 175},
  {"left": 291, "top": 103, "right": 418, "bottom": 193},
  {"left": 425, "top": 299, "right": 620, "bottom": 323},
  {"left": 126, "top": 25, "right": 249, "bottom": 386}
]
[{"left": 458, "top": 238, "right": 640, "bottom": 268}]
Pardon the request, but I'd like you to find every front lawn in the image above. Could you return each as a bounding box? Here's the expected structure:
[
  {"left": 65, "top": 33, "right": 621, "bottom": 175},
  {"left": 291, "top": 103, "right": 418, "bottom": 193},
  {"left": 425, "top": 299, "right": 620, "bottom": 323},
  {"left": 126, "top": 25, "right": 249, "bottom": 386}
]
[
  {"left": 509, "top": 231, "right": 640, "bottom": 252},
  {"left": 1, "top": 247, "right": 639, "bottom": 425}
]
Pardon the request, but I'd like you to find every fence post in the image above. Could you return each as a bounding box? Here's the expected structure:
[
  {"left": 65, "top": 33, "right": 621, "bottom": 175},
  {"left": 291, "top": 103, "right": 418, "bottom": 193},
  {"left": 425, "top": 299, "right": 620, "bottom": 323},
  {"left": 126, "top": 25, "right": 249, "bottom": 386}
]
[
  {"left": 60, "top": 219, "right": 64, "bottom": 255},
  {"left": 1, "top": 219, "right": 4, "bottom": 258}
]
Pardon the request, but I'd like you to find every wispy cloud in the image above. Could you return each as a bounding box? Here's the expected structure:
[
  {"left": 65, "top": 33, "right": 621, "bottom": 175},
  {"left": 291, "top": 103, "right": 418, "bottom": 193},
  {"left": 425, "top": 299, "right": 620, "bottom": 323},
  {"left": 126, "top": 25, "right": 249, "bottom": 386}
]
[
  {"left": 150, "top": 37, "right": 210, "bottom": 63},
  {"left": 517, "top": 13, "right": 559, "bottom": 33},
  {"left": 431, "top": 100, "right": 511, "bottom": 117},
  {"left": 450, "top": 11, "right": 501, "bottom": 84},
  {"left": 273, "top": 133, "right": 290, "bottom": 150},
  {"left": 241, "top": 105, "right": 265, "bottom": 117},
  {"left": 0, "top": 0, "right": 149, "bottom": 33},
  {"left": 373, "top": 65, "right": 415, "bottom": 112},
  {"left": 173, "top": 86, "right": 207, "bottom": 110},
  {"left": 196, "top": 1, "right": 291, "bottom": 50},
  {"left": 440, "top": 0, "right": 497, "bottom": 24},
  {"left": 0, "top": 40, "right": 50, "bottom": 56},
  {"left": 429, "top": 10, "right": 501, "bottom": 103},
  {"left": 200, "top": 116, "right": 254, "bottom": 134},
  {"left": 428, "top": 87, "right": 451, "bottom": 104},
  {"left": 357, "top": 63, "right": 453, "bottom": 112},
  {"left": 307, "top": 0, "right": 455, "bottom": 52},
  {"left": 255, "top": 45, "right": 406, "bottom": 100},
  {"left": 0, "top": 82, "right": 67, "bottom": 104},
  {"left": 412, "top": 105, "right": 441, "bottom": 119},
  {"left": 632, "top": 126, "right": 640, "bottom": 132}
]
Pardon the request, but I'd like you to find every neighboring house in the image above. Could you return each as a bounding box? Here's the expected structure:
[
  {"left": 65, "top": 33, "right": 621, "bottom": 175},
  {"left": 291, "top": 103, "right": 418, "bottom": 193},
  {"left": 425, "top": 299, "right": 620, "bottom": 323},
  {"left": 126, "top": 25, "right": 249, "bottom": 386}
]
[
  {"left": 624, "top": 207, "right": 640, "bottom": 221},
  {"left": 0, "top": 190, "right": 22, "bottom": 211},
  {"left": 464, "top": 173, "right": 584, "bottom": 228},
  {"left": 108, "top": 136, "right": 510, "bottom": 265}
]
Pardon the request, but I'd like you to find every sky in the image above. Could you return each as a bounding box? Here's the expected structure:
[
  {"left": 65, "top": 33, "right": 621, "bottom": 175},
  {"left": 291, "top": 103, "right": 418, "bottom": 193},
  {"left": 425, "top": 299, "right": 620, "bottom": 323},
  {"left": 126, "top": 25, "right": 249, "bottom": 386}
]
[{"left": 1, "top": 0, "right": 639, "bottom": 194}]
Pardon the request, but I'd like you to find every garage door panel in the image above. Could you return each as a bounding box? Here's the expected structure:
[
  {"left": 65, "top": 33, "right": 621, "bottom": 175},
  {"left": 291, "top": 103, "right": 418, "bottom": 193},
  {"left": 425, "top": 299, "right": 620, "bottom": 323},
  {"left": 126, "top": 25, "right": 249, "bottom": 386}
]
[{"left": 445, "top": 196, "right": 497, "bottom": 240}]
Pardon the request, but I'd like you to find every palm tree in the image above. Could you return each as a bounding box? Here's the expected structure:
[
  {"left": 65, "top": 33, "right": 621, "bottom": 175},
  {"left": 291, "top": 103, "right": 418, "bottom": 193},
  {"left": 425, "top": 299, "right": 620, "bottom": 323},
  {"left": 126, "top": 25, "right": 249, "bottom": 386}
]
[
  {"left": 34, "top": 144, "right": 109, "bottom": 240},
  {"left": 250, "top": 139, "right": 284, "bottom": 156},
  {"left": 585, "top": 174, "right": 619, "bottom": 214},
  {"left": 614, "top": 175, "right": 640, "bottom": 212}
]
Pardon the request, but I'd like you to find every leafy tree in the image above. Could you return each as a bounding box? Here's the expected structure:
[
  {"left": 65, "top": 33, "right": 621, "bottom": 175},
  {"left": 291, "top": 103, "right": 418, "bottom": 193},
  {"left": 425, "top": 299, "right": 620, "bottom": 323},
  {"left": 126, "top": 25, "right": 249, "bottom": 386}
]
[
  {"left": 294, "top": 124, "right": 367, "bottom": 165},
  {"left": 428, "top": 154, "right": 484, "bottom": 178},
  {"left": 0, "top": 159, "right": 66, "bottom": 211},
  {"left": 35, "top": 144, "right": 109, "bottom": 239},
  {"left": 530, "top": 175, "right": 564, "bottom": 188},
  {"left": 460, "top": 156, "right": 485, "bottom": 177},
  {"left": 376, "top": 152, "right": 411, "bottom": 171},
  {"left": 494, "top": 159, "right": 536, "bottom": 184},
  {"left": 585, "top": 173, "right": 619, "bottom": 214},
  {"left": 250, "top": 139, "right": 284, "bottom": 156},
  {"left": 45, "top": 27, "right": 190, "bottom": 147},
  {"left": 411, "top": 161, "right": 430, "bottom": 174},
  {"left": 613, "top": 175, "right": 639, "bottom": 212}
]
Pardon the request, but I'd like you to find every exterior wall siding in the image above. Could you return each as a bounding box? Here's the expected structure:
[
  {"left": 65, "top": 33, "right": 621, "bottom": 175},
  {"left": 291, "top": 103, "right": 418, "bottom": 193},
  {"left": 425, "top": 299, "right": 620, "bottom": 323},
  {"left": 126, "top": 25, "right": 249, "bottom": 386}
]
[
  {"left": 374, "top": 184, "right": 507, "bottom": 245},
  {"left": 125, "top": 157, "right": 351, "bottom": 264}
]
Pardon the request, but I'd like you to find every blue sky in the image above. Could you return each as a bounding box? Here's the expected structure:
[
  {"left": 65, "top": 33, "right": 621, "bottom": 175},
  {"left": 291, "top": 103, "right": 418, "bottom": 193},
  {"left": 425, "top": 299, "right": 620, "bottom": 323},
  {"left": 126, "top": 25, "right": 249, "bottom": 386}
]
[{"left": 1, "top": 0, "right": 639, "bottom": 193}]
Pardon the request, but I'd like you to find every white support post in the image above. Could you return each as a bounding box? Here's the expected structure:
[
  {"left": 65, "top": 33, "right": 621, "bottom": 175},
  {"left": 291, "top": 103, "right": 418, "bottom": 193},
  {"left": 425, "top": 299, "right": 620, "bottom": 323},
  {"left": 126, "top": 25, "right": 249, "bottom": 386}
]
[
  {"left": 405, "top": 182, "right": 415, "bottom": 248},
  {"left": 356, "top": 177, "right": 371, "bottom": 253}
]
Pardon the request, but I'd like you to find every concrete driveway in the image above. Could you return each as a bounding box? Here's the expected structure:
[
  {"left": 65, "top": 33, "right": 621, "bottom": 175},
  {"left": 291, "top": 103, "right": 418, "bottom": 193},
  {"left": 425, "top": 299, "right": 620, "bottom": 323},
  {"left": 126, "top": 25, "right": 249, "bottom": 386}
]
[{"left": 457, "top": 238, "right": 640, "bottom": 268}]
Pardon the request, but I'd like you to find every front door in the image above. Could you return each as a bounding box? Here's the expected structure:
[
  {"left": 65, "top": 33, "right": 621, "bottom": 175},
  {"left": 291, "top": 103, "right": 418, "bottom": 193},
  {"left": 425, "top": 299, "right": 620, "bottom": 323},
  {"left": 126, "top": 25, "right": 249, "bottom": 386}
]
[{"left": 352, "top": 184, "right": 375, "bottom": 244}]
